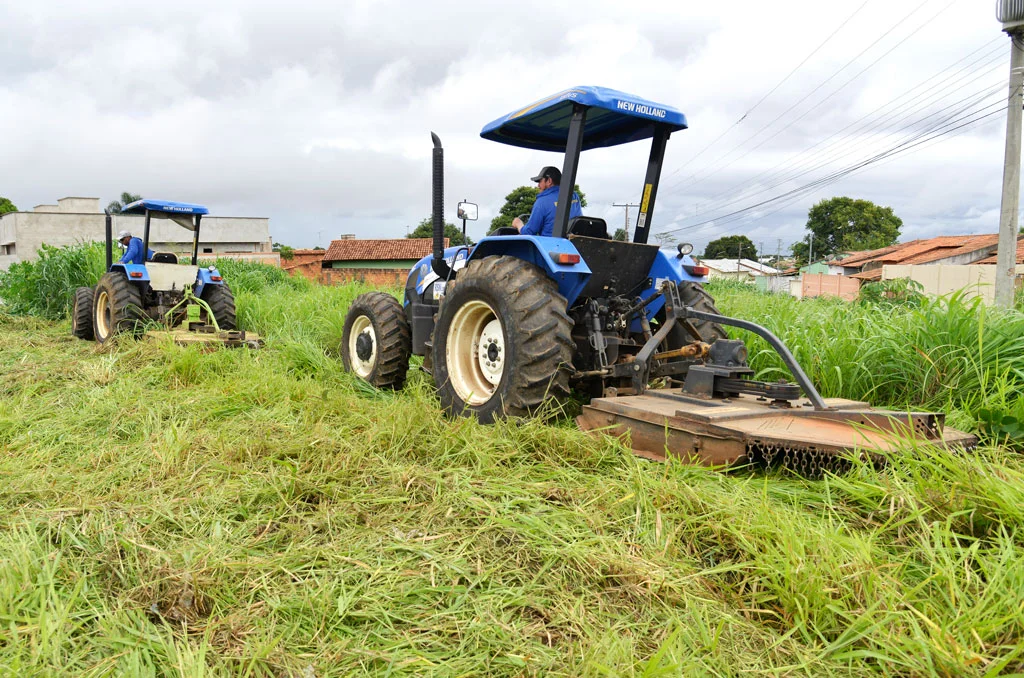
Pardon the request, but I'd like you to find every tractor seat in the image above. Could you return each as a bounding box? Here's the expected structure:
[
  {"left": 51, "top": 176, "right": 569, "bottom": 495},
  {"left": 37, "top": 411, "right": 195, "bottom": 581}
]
[
  {"left": 567, "top": 216, "right": 609, "bottom": 239},
  {"left": 151, "top": 252, "right": 178, "bottom": 264}
]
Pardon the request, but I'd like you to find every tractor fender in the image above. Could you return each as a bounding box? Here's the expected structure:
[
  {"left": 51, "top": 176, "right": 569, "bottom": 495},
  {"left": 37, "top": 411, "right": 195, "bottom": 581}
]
[
  {"left": 195, "top": 266, "right": 224, "bottom": 297},
  {"left": 408, "top": 246, "right": 471, "bottom": 303},
  {"left": 110, "top": 263, "right": 149, "bottom": 282},
  {"left": 467, "top": 235, "right": 591, "bottom": 306},
  {"left": 631, "top": 250, "right": 710, "bottom": 331}
]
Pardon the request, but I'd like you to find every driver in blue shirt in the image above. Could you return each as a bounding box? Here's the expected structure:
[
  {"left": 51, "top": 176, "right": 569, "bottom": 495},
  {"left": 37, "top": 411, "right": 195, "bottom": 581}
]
[
  {"left": 117, "top": 230, "right": 154, "bottom": 265},
  {"left": 512, "top": 166, "right": 582, "bottom": 237}
]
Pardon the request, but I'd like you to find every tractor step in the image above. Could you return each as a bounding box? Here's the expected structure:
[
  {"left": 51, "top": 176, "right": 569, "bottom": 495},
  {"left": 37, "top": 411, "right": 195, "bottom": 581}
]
[{"left": 577, "top": 390, "right": 976, "bottom": 475}]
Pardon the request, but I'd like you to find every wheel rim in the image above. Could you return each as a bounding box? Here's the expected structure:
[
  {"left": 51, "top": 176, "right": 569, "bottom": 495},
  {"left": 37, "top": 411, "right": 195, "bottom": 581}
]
[
  {"left": 348, "top": 315, "right": 377, "bottom": 378},
  {"left": 447, "top": 299, "right": 504, "bottom": 405},
  {"left": 95, "top": 290, "right": 111, "bottom": 339},
  {"left": 72, "top": 298, "right": 81, "bottom": 332}
]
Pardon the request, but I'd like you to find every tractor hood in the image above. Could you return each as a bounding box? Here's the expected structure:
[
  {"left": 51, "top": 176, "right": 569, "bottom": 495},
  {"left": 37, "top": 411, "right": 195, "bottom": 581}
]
[{"left": 480, "top": 86, "right": 687, "bottom": 152}]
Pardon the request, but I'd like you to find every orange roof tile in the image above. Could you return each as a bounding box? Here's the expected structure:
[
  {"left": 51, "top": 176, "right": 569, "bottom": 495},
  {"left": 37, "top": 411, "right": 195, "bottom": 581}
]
[
  {"left": 323, "top": 238, "right": 449, "bottom": 262},
  {"left": 832, "top": 234, "right": 1000, "bottom": 269},
  {"left": 975, "top": 236, "right": 1024, "bottom": 264}
]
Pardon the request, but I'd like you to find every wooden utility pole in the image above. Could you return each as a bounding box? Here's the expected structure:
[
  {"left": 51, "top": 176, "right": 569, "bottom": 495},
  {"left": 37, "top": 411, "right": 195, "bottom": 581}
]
[{"left": 612, "top": 202, "right": 639, "bottom": 240}]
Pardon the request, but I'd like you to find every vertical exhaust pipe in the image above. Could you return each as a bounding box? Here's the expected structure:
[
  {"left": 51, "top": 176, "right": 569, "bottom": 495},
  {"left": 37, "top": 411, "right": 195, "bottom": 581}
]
[
  {"left": 104, "top": 210, "right": 112, "bottom": 271},
  {"left": 430, "top": 132, "right": 452, "bottom": 279}
]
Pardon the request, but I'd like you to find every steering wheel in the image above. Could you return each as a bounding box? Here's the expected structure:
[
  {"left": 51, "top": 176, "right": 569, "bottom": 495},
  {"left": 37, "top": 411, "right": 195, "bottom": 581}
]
[{"left": 486, "top": 214, "right": 532, "bottom": 237}]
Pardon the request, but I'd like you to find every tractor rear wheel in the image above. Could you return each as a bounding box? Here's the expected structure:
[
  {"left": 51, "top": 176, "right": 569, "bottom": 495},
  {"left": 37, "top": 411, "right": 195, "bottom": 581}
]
[
  {"left": 431, "top": 256, "right": 573, "bottom": 424},
  {"left": 71, "top": 286, "right": 95, "bottom": 340},
  {"left": 341, "top": 292, "right": 411, "bottom": 389},
  {"left": 667, "top": 282, "right": 727, "bottom": 346},
  {"left": 92, "top": 272, "right": 146, "bottom": 343},
  {"left": 201, "top": 283, "right": 237, "bottom": 330}
]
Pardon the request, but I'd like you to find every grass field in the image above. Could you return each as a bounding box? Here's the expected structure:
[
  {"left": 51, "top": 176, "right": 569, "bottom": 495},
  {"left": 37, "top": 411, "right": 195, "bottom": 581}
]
[{"left": 2, "top": 258, "right": 1024, "bottom": 676}]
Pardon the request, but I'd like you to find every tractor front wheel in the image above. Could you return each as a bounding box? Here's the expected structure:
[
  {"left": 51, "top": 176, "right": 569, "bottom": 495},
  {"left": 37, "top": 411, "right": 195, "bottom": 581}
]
[
  {"left": 92, "top": 272, "right": 146, "bottom": 343},
  {"left": 201, "top": 283, "right": 237, "bottom": 330},
  {"left": 341, "top": 292, "right": 411, "bottom": 389},
  {"left": 431, "top": 256, "right": 573, "bottom": 424},
  {"left": 71, "top": 286, "right": 95, "bottom": 340}
]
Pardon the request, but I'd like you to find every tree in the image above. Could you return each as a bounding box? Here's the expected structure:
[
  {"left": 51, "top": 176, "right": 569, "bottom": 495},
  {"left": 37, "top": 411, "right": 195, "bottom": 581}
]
[
  {"left": 703, "top": 235, "right": 757, "bottom": 260},
  {"left": 106, "top": 192, "right": 142, "bottom": 214},
  {"left": 272, "top": 242, "right": 295, "bottom": 260},
  {"left": 489, "top": 184, "right": 588, "bottom": 231},
  {"left": 612, "top": 228, "right": 628, "bottom": 241},
  {"left": 407, "top": 217, "right": 472, "bottom": 246},
  {"left": 792, "top": 197, "right": 901, "bottom": 264},
  {"left": 0, "top": 197, "right": 17, "bottom": 215}
]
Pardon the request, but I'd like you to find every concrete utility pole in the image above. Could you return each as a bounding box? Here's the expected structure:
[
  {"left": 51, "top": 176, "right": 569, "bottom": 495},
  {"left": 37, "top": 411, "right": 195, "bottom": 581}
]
[
  {"left": 996, "top": 2, "right": 1024, "bottom": 307},
  {"left": 612, "top": 202, "right": 639, "bottom": 240}
]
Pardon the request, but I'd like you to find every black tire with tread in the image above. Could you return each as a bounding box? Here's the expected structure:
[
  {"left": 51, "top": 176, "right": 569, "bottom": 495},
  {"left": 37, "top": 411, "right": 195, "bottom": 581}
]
[
  {"left": 72, "top": 286, "right": 95, "bottom": 340},
  {"left": 92, "top": 272, "right": 146, "bottom": 343},
  {"left": 201, "top": 283, "right": 237, "bottom": 330},
  {"left": 432, "top": 256, "right": 573, "bottom": 424},
  {"left": 341, "top": 292, "right": 412, "bottom": 389}
]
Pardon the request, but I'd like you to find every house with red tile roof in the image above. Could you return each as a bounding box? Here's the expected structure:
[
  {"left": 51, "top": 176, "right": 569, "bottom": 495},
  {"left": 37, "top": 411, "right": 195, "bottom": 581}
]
[
  {"left": 321, "top": 237, "right": 450, "bottom": 286},
  {"left": 828, "top": 234, "right": 1009, "bottom": 282}
]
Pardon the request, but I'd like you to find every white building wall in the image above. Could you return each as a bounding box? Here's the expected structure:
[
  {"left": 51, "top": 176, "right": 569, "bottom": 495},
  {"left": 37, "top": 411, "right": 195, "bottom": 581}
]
[{"left": 882, "top": 264, "right": 1024, "bottom": 305}]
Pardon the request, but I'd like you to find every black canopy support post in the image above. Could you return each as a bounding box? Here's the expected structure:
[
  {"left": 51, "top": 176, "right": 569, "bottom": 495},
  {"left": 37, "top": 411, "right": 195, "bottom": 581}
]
[
  {"left": 192, "top": 214, "right": 202, "bottom": 265},
  {"left": 143, "top": 210, "right": 152, "bottom": 260},
  {"left": 553, "top": 104, "right": 587, "bottom": 239},
  {"left": 632, "top": 125, "right": 670, "bottom": 244},
  {"left": 104, "top": 211, "right": 112, "bottom": 271}
]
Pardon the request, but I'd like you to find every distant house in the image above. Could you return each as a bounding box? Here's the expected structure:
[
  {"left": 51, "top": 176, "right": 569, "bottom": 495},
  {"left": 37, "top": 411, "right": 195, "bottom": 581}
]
[
  {"left": 828, "top": 234, "right": 1004, "bottom": 282},
  {"left": 281, "top": 249, "right": 326, "bottom": 282},
  {"left": 698, "top": 258, "right": 779, "bottom": 282},
  {"left": 0, "top": 196, "right": 276, "bottom": 270},
  {"left": 321, "top": 238, "right": 449, "bottom": 286}
]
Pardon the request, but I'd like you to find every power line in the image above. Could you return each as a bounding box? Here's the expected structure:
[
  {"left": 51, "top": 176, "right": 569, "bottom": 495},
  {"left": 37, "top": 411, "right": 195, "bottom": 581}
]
[
  {"left": 666, "top": 0, "right": 873, "bottom": 179},
  {"left": 680, "top": 76, "right": 1007, "bottom": 222},
  {"left": 680, "top": 39, "right": 1006, "bottom": 218},
  {"left": 658, "top": 101, "right": 1009, "bottom": 238},
  {"left": 666, "top": 0, "right": 941, "bottom": 196},
  {"left": 681, "top": 106, "right": 1007, "bottom": 243}
]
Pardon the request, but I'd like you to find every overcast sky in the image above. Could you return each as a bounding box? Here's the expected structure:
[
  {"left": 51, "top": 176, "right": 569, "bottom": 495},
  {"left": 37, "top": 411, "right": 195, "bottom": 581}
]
[{"left": 0, "top": 0, "right": 1009, "bottom": 254}]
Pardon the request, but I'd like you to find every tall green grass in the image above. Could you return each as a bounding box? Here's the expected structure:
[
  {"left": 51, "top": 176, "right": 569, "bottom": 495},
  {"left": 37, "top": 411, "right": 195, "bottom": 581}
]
[
  {"left": 0, "top": 242, "right": 106, "bottom": 318},
  {"left": 0, "top": 243, "right": 310, "bottom": 320},
  {"left": 2, "top": 298, "right": 1024, "bottom": 675},
  {"left": 708, "top": 281, "right": 1024, "bottom": 436}
]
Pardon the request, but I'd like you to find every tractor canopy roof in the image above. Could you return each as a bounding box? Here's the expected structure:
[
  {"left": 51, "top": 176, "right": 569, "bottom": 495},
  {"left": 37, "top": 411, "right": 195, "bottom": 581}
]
[
  {"left": 480, "top": 86, "right": 687, "bottom": 152},
  {"left": 121, "top": 199, "right": 210, "bottom": 216}
]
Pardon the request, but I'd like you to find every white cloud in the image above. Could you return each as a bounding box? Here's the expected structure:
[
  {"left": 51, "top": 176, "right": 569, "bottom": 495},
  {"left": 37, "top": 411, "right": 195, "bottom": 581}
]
[{"left": 0, "top": 0, "right": 1012, "bottom": 252}]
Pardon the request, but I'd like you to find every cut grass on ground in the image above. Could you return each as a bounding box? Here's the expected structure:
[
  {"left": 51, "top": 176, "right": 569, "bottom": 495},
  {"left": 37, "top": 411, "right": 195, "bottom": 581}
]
[{"left": 1, "top": 277, "right": 1023, "bottom": 676}]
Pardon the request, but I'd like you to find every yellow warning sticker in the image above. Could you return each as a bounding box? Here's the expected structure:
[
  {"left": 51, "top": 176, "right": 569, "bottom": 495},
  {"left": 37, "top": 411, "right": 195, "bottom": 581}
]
[{"left": 640, "top": 183, "right": 653, "bottom": 212}]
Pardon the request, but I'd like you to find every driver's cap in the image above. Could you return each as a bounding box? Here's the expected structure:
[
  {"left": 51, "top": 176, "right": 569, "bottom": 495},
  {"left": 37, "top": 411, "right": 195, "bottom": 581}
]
[{"left": 530, "top": 166, "right": 561, "bottom": 184}]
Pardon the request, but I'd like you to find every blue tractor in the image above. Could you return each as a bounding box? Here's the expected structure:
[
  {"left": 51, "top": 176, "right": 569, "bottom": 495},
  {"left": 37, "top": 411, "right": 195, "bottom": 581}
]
[
  {"left": 71, "top": 199, "right": 246, "bottom": 346},
  {"left": 341, "top": 87, "right": 973, "bottom": 472}
]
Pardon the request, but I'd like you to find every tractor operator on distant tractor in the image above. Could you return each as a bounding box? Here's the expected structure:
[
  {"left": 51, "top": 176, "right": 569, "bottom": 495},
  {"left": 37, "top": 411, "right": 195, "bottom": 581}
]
[
  {"left": 117, "top": 230, "right": 155, "bottom": 265},
  {"left": 512, "top": 166, "right": 583, "bottom": 237}
]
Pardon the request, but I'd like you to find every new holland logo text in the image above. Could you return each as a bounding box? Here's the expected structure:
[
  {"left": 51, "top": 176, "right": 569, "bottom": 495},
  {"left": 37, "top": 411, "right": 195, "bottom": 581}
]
[{"left": 616, "top": 101, "right": 667, "bottom": 118}]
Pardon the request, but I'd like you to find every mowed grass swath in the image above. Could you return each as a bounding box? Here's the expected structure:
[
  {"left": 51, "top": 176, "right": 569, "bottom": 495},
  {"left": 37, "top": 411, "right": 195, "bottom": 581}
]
[{"left": 2, "top": 250, "right": 1024, "bottom": 675}]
